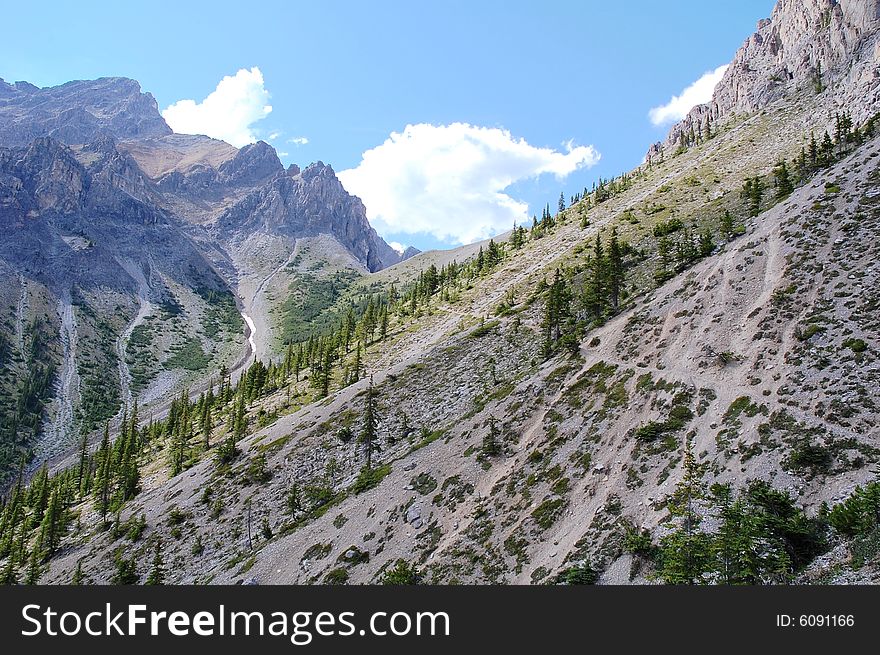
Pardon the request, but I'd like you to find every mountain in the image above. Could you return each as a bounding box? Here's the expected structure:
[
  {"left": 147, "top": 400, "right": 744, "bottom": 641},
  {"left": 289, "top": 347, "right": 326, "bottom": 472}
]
[
  {"left": 2, "top": 0, "right": 880, "bottom": 586},
  {"left": 0, "top": 77, "right": 171, "bottom": 146},
  {"left": 650, "top": 0, "right": 879, "bottom": 155},
  {"left": 0, "top": 77, "right": 416, "bottom": 481}
]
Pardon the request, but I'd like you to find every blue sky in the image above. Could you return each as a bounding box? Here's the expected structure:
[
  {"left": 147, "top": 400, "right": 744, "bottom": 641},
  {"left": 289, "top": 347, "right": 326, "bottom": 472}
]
[{"left": 1, "top": 0, "right": 775, "bottom": 251}]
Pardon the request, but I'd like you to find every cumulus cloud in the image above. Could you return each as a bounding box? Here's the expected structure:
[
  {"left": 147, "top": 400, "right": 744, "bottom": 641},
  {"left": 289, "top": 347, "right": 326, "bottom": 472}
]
[
  {"left": 162, "top": 67, "right": 273, "bottom": 147},
  {"left": 288, "top": 136, "right": 309, "bottom": 145},
  {"left": 387, "top": 241, "right": 407, "bottom": 254},
  {"left": 648, "top": 64, "right": 728, "bottom": 126},
  {"left": 338, "top": 123, "right": 599, "bottom": 245}
]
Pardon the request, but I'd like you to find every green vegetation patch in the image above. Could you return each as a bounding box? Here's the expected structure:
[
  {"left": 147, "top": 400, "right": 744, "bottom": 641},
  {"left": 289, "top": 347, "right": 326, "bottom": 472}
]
[{"left": 164, "top": 338, "right": 210, "bottom": 371}]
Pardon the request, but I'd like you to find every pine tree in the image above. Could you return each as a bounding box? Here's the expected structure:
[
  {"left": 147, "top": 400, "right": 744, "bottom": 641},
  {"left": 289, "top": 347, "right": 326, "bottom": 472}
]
[
  {"left": 808, "top": 131, "right": 819, "bottom": 170},
  {"left": 655, "top": 235, "right": 673, "bottom": 285},
  {"left": 794, "top": 146, "right": 808, "bottom": 181},
  {"left": 743, "top": 176, "right": 764, "bottom": 216},
  {"left": 586, "top": 233, "right": 606, "bottom": 321},
  {"left": 379, "top": 306, "right": 389, "bottom": 340},
  {"left": 24, "top": 538, "right": 42, "bottom": 585},
  {"left": 820, "top": 130, "right": 834, "bottom": 165},
  {"left": 481, "top": 417, "right": 501, "bottom": 457},
  {"left": 720, "top": 209, "right": 735, "bottom": 242},
  {"left": 699, "top": 228, "right": 715, "bottom": 257},
  {"left": 558, "top": 191, "right": 566, "bottom": 215},
  {"left": 658, "top": 441, "right": 711, "bottom": 584},
  {"left": 146, "top": 539, "right": 165, "bottom": 585},
  {"left": 94, "top": 423, "right": 112, "bottom": 525},
  {"left": 541, "top": 269, "right": 572, "bottom": 358},
  {"left": 71, "top": 560, "right": 84, "bottom": 585},
  {"left": 202, "top": 405, "right": 213, "bottom": 449},
  {"left": 39, "top": 488, "right": 63, "bottom": 557},
  {"left": 773, "top": 160, "right": 794, "bottom": 198},
  {"left": 287, "top": 483, "right": 303, "bottom": 518},
  {"left": 76, "top": 431, "right": 89, "bottom": 494}
]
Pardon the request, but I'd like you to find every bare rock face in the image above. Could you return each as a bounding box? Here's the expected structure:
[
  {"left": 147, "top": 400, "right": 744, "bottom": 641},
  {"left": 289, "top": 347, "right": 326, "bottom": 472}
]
[
  {"left": 213, "top": 160, "right": 407, "bottom": 272},
  {"left": 0, "top": 77, "right": 172, "bottom": 147},
  {"left": 0, "top": 135, "right": 221, "bottom": 296},
  {"left": 0, "top": 75, "right": 416, "bottom": 282},
  {"left": 652, "top": 0, "right": 880, "bottom": 154},
  {"left": 217, "top": 141, "right": 284, "bottom": 187}
]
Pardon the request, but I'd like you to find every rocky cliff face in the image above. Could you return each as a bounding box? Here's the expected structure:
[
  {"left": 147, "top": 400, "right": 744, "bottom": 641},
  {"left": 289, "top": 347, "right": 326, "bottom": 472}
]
[
  {"left": 0, "top": 77, "right": 413, "bottom": 275},
  {"left": 213, "top": 159, "right": 407, "bottom": 272},
  {"left": 0, "top": 75, "right": 415, "bottom": 475},
  {"left": 0, "top": 134, "right": 217, "bottom": 296},
  {"left": 0, "top": 77, "right": 172, "bottom": 147},
  {"left": 652, "top": 0, "right": 880, "bottom": 153}
]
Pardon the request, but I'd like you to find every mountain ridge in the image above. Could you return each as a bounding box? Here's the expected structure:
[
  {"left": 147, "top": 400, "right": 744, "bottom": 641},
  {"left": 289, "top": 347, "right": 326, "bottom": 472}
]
[
  {"left": 649, "top": 0, "right": 880, "bottom": 158},
  {"left": 0, "top": 75, "right": 416, "bottom": 477},
  {"left": 1, "top": 0, "right": 880, "bottom": 586}
]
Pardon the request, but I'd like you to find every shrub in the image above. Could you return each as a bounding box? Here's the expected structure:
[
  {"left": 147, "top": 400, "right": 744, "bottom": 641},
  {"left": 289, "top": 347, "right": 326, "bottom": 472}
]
[
  {"left": 843, "top": 338, "right": 867, "bottom": 353},
  {"left": 351, "top": 464, "right": 391, "bottom": 495},
  {"left": 167, "top": 507, "right": 189, "bottom": 526},
  {"left": 324, "top": 567, "right": 349, "bottom": 585},
  {"left": 215, "top": 437, "right": 239, "bottom": 466},
  {"left": 634, "top": 421, "right": 666, "bottom": 442},
  {"left": 531, "top": 498, "right": 565, "bottom": 529},
  {"left": 112, "top": 552, "right": 139, "bottom": 585},
  {"left": 244, "top": 454, "right": 272, "bottom": 485},
  {"left": 557, "top": 562, "right": 598, "bottom": 585},
  {"left": 382, "top": 559, "right": 422, "bottom": 584},
  {"left": 411, "top": 473, "right": 438, "bottom": 495},
  {"left": 304, "top": 484, "right": 335, "bottom": 508},
  {"left": 784, "top": 439, "right": 833, "bottom": 475},
  {"left": 126, "top": 514, "right": 147, "bottom": 542},
  {"left": 652, "top": 218, "right": 684, "bottom": 237},
  {"left": 829, "top": 482, "right": 880, "bottom": 537},
  {"left": 624, "top": 527, "right": 655, "bottom": 557}
]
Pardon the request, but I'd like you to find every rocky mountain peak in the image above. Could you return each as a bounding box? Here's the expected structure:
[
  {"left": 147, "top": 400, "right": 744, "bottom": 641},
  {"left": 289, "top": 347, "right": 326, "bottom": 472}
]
[
  {"left": 650, "top": 0, "right": 880, "bottom": 155},
  {"left": 0, "top": 76, "right": 172, "bottom": 148},
  {"left": 217, "top": 140, "right": 283, "bottom": 186},
  {"left": 301, "top": 160, "right": 335, "bottom": 181}
]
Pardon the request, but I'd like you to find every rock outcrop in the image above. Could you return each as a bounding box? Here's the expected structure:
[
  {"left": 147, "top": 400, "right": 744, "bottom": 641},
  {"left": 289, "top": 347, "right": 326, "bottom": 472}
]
[
  {"left": 650, "top": 0, "right": 880, "bottom": 155},
  {"left": 0, "top": 77, "right": 172, "bottom": 147},
  {"left": 0, "top": 76, "right": 415, "bottom": 273},
  {"left": 213, "top": 160, "right": 410, "bottom": 271}
]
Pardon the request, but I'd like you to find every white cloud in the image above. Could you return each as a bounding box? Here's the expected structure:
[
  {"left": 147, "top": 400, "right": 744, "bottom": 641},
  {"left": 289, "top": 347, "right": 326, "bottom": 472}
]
[
  {"left": 162, "top": 67, "right": 273, "bottom": 147},
  {"left": 268, "top": 131, "right": 282, "bottom": 141},
  {"left": 648, "top": 64, "right": 728, "bottom": 126},
  {"left": 288, "top": 136, "right": 309, "bottom": 146},
  {"left": 338, "top": 123, "right": 599, "bottom": 245},
  {"left": 387, "top": 241, "right": 407, "bottom": 254}
]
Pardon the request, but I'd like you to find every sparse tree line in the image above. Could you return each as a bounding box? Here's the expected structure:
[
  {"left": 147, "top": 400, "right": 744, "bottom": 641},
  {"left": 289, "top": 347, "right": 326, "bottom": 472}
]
[
  {"left": 540, "top": 227, "right": 632, "bottom": 359},
  {"left": 655, "top": 111, "right": 880, "bottom": 286},
  {"left": 0, "top": 319, "right": 57, "bottom": 485},
  {"left": 627, "top": 443, "right": 880, "bottom": 584}
]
